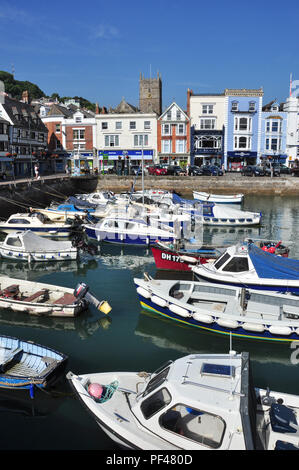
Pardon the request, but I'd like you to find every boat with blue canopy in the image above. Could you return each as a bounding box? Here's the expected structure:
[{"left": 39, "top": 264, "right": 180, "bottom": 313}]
[{"left": 192, "top": 241, "right": 299, "bottom": 293}]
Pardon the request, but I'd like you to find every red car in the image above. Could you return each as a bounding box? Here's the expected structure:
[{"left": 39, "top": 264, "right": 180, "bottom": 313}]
[{"left": 147, "top": 165, "right": 167, "bottom": 176}]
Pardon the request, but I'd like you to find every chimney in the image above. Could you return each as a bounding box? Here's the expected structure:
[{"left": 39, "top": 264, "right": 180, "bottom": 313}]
[
  {"left": 95, "top": 102, "right": 100, "bottom": 114},
  {"left": 22, "top": 90, "right": 29, "bottom": 104}
]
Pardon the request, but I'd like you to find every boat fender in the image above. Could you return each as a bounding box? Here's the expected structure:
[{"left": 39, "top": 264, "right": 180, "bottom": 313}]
[
  {"left": 242, "top": 322, "right": 265, "bottom": 333},
  {"left": 88, "top": 383, "right": 103, "bottom": 400},
  {"left": 136, "top": 287, "right": 151, "bottom": 299},
  {"left": 151, "top": 295, "right": 168, "bottom": 308},
  {"left": 217, "top": 319, "right": 239, "bottom": 329},
  {"left": 169, "top": 304, "right": 190, "bottom": 317},
  {"left": 192, "top": 312, "right": 214, "bottom": 324},
  {"left": 268, "top": 326, "right": 292, "bottom": 336}
]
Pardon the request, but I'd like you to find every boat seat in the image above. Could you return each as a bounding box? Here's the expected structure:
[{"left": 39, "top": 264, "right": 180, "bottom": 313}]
[
  {"left": 247, "top": 300, "right": 280, "bottom": 318},
  {"left": 54, "top": 293, "right": 77, "bottom": 305},
  {"left": 0, "top": 347, "right": 23, "bottom": 372},
  {"left": 283, "top": 305, "right": 299, "bottom": 318},
  {"left": 269, "top": 403, "right": 298, "bottom": 434},
  {"left": 25, "top": 289, "right": 49, "bottom": 303},
  {"left": 0, "top": 284, "right": 20, "bottom": 298}
]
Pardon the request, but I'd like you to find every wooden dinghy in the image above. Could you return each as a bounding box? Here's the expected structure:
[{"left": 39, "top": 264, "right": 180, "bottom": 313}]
[
  {"left": 0, "top": 334, "right": 67, "bottom": 390},
  {"left": 0, "top": 277, "right": 112, "bottom": 318}
]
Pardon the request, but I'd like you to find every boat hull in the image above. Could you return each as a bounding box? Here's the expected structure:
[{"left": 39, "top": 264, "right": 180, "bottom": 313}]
[
  {"left": 193, "top": 192, "right": 244, "bottom": 204},
  {"left": 136, "top": 288, "right": 299, "bottom": 342},
  {"left": 85, "top": 226, "right": 176, "bottom": 246},
  {"left": 0, "top": 226, "right": 72, "bottom": 238},
  {"left": 151, "top": 246, "right": 212, "bottom": 271}
]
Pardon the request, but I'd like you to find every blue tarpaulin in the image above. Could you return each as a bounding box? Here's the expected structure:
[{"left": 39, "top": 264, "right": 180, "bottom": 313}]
[{"left": 248, "top": 244, "right": 299, "bottom": 280}]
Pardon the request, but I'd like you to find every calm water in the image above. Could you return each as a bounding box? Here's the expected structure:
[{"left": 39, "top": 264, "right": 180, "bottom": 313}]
[{"left": 1, "top": 194, "right": 299, "bottom": 451}]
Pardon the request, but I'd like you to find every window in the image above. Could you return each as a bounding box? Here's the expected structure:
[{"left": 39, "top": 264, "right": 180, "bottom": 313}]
[
  {"left": 160, "top": 404, "right": 226, "bottom": 449},
  {"left": 162, "top": 123, "right": 171, "bottom": 135},
  {"left": 176, "top": 110, "right": 181, "bottom": 120},
  {"left": 176, "top": 139, "right": 186, "bottom": 153},
  {"left": 104, "top": 135, "right": 119, "bottom": 147},
  {"left": 55, "top": 124, "right": 60, "bottom": 133},
  {"left": 202, "top": 104, "right": 213, "bottom": 114},
  {"left": 166, "top": 111, "right": 172, "bottom": 120},
  {"left": 75, "top": 116, "right": 82, "bottom": 123},
  {"left": 130, "top": 121, "right": 136, "bottom": 130},
  {"left": 231, "top": 101, "right": 238, "bottom": 112},
  {"left": 115, "top": 121, "right": 122, "bottom": 130},
  {"left": 197, "top": 136, "right": 221, "bottom": 149},
  {"left": 144, "top": 121, "right": 151, "bottom": 130},
  {"left": 5, "top": 237, "right": 22, "bottom": 247},
  {"left": 249, "top": 101, "right": 256, "bottom": 112},
  {"left": 101, "top": 122, "right": 108, "bottom": 130},
  {"left": 200, "top": 119, "right": 215, "bottom": 130},
  {"left": 234, "top": 117, "right": 251, "bottom": 132},
  {"left": 162, "top": 139, "right": 171, "bottom": 153},
  {"left": 265, "top": 137, "right": 281, "bottom": 151},
  {"left": 134, "top": 134, "right": 148, "bottom": 147},
  {"left": 214, "top": 252, "right": 230, "bottom": 270},
  {"left": 222, "top": 256, "right": 249, "bottom": 272},
  {"left": 176, "top": 123, "right": 186, "bottom": 135},
  {"left": 73, "top": 129, "right": 85, "bottom": 140},
  {"left": 266, "top": 120, "right": 281, "bottom": 133},
  {"left": 141, "top": 388, "right": 171, "bottom": 419}
]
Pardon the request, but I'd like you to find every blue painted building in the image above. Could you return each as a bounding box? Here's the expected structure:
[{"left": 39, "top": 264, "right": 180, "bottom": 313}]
[
  {"left": 224, "top": 89, "right": 264, "bottom": 171},
  {"left": 260, "top": 101, "right": 288, "bottom": 164}
]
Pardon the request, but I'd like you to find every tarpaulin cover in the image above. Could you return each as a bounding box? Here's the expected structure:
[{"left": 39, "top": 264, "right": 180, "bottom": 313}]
[
  {"left": 66, "top": 197, "right": 97, "bottom": 209},
  {"left": 248, "top": 244, "right": 299, "bottom": 280}
]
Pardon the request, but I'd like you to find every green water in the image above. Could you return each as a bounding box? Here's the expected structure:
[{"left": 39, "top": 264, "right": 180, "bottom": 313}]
[{"left": 1, "top": 194, "right": 299, "bottom": 450}]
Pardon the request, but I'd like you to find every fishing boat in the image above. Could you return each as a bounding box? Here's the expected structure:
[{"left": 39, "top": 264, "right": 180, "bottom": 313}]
[
  {"left": 0, "top": 277, "right": 111, "bottom": 317},
  {"left": 192, "top": 241, "right": 298, "bottom": 293},
  {"left": 193, "top": 191, "right": 244, "bottom": 204},
  {"left": 151, "top": 240, "right": 221, "bottom": 271},
  {"left": 151, "top": 238, "right": 289, "bottom": 272},
  {"left": 0, "top": 212, "right": 74, "bottom": 238},
  {"left": 0, "top": 334, "right": 67, "bottom": 390},
  {"left": 0, "top": 231, "right": 78, "bottom": 262},
  {"left": 134, "top": 274, "right": 299, "bottom": 342},
  {"left": 84, "top": 216, "right": 180, "bottom": 246},
  {"left": 67, "top": 351, "right": 299, "bottom": 449}
]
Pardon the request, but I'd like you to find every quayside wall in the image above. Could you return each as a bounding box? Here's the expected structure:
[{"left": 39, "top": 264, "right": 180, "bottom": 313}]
[
  {"left": 95, "top": 174, "right": 299, "bottom": 196},
  {"left": 0, "top": 175, "right": 98, "bottom": 218}
]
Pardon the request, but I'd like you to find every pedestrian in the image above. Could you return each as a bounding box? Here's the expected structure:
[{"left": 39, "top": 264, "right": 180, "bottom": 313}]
[
  {"left": 65, "top": 164, "right": 69, "bottom": 174},
  {"left": 34, "top": 164, "right": 40, "bottom": 179}
]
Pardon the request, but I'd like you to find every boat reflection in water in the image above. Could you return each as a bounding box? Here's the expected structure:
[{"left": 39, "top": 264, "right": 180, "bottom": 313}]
[
  {"left": 203, "top": 225, "right": 262, "bottom": 248},
  {"left": 97, "top": 244, "right": 153, "bottom": 271}
]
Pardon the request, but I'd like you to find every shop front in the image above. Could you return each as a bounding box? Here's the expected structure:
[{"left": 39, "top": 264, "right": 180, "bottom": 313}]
[
  {"left": 98, "top": 149, "right": 154, "bottom": 174},
  {"left": 192, "top": 131, "right": 223, "bottom": 167},
  {"left": 226, "top": 151, "right": 257, "bottom": 171},
  {"left": 68, "top": 152, "right": 94, "bottom": 175}
]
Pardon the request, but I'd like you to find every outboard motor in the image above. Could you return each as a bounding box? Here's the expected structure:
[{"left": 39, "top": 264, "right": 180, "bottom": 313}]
[{"left": 74, "top": 282, "right": 111, "bottom": 314}]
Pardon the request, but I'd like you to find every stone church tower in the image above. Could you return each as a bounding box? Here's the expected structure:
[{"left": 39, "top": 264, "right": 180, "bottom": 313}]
[{"left": 139, "top": 72, "right": 162, "bottom": 115}]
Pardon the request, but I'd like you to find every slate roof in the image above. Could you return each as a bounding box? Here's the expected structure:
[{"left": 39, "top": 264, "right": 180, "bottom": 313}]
[{"left": 2, "top": 96, "right": 48, "bottom": 132}]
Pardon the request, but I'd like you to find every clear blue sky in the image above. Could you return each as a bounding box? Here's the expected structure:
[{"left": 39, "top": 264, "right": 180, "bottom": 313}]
[{"left": 0, "top": 0, "right": 298, "bottom": 110}]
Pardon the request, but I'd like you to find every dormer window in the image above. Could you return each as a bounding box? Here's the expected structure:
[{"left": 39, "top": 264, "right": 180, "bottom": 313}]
[
  {"left": 249, "top": 101, "right": 256, "bottom": 112},
  {"left": 231, "top": 101, "right": 238, "bottom": 112},
  {"left": 75, "top": 115, "right": 82, "bottom": 123}
]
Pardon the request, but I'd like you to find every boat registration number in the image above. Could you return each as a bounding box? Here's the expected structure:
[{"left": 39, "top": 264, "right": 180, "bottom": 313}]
[{"left": 161, "top": 253, "right": 182, "bottom": 263}]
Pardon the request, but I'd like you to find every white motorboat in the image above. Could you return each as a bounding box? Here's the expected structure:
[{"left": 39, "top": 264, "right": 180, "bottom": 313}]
[
  {"left": 0, "top": 231, "right": 78, "bottom": 262},
  {"left": 0, "top": 278, "right": 111, "bottom": 318},
  {"left": 135, "top": 275, "right": 299, "bottom": 342},
  {"left": 191, "top": 241, "right": 299, "bottom": 294},
  {"left": 193, "top": 191, "right": 244, "bottom": 204},
  {"left": 0, "top": 212, "right": 73, "bottom": 238},
  {"left": 84, "top": 215, "right": 180, "bottom": 246},
  {"left": 67, "top": 351, "right": 299, "bottom": 450}
]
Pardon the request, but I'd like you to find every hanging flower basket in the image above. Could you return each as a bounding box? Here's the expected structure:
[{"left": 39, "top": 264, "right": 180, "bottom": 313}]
[{"left": 5, "top": 152, "right": 12, "bottom": 157}]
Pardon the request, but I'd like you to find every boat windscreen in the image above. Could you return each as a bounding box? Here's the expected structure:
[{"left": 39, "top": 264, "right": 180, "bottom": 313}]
[{"left": 214, "top": 252, "right": 231, "bottom": 270}]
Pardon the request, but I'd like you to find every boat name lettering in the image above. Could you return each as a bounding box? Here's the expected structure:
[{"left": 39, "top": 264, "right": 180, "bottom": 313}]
[{"left": 161, "top": 252, "right": 182, "bottom": 263}]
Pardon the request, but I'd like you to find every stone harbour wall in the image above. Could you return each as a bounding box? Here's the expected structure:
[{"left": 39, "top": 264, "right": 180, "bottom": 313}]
[{"left": 95, "top": 174, "right": 299, "bottom": 196}]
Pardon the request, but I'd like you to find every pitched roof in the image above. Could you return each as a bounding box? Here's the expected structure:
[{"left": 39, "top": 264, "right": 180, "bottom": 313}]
[
  {"left": 47, "top": 103, "right": 73, "bottom": 118},
  {"left": 112, "top": 98, "right": 139, "bottom": 114},
  {"left": 2, "top": 96, "right": 48, "bottom": 132}
]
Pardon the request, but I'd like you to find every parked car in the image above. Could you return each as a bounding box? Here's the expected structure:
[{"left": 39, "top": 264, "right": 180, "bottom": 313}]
[
  {"left": 166, "top": 165, "right": 186, "bottom": 176},
  {"left": 130, "top": 165, "right": 147, "bottom": 175},
  {"left": 188, "top": 165, "right": 202, "bottom": 176},
  {"left": 261, "top": 165, "right": 280, "bottom": 177},
  {"left": 200, "top": 165, "right": 223, "bottom": 176},
  {"left": 290, "top": 166, "right": 299, "bottom": 177},
  {"left": 147, "top": 165, "right": 167, "bottom": 176},
  {"left": 241, "top": 165, "right": 265, "bottom": 177}
]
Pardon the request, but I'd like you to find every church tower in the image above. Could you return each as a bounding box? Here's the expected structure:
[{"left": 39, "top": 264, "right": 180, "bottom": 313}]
[{"left": 139, "top": 71, "right": 162, "bottom": 115}]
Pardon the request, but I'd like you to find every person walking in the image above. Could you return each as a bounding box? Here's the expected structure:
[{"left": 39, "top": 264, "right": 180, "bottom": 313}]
[{"left": 34, "top": 164, "right": 40, "bottom": 179}]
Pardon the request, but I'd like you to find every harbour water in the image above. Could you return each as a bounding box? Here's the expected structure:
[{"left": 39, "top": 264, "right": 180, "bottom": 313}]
[{"left": 1, "top": 193, "right": 299, "bottom": 451}]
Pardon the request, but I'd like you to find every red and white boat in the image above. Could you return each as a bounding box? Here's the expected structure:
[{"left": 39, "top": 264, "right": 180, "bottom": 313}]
[{"left": 151, "top": 239, "right": 289, "bottom": 272}]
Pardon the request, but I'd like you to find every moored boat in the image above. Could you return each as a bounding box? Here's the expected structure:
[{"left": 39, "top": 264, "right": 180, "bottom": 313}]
[
  {"left": 67, "top": 351, "right": 299, "bottom": 449},
  {"left": 134, "top": 274, "right": 299, "bottom": 342},
  {"left": 0, "top": 277, "right": 111, "bottom": 318},
  {"left": 191, "top": 241, "right": 298, "bottom": 293},
  {"left": 193, "top": 191, "right": 244, "bottom": 204},
  {"left": 0, "top": 212, "right": 74, "bottom": 238},
  {"left": 0, "top": 334, "right": 67, "bottom": 390},
  {"left": 0, "top": 231, "right": 78, "bottom": 262}
]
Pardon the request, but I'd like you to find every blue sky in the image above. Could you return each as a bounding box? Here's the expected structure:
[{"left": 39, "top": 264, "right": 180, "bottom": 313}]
[{"left": 0, "top": 0, "right": 298, "bottom": 110}]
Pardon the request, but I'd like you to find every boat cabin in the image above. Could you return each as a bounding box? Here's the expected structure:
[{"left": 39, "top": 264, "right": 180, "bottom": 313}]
[
  {"left": 211, "top": 244, "right": 253, "bottom": 274},
  {"left": 130, "top": 353, "right": 255, "bottom": 449}
]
